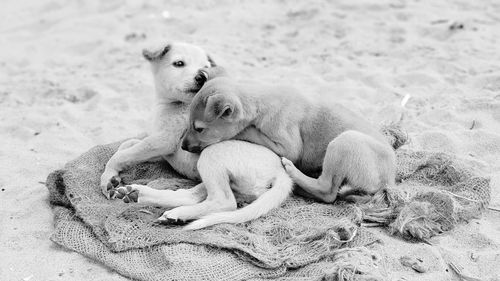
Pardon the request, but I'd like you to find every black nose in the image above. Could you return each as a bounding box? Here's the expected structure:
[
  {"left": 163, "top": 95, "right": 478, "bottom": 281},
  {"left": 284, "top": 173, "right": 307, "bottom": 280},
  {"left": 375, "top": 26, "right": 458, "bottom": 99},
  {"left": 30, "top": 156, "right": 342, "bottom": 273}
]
[
  {"left": 189, "top": 146, "right": 202, "bottom": 154},
  {"left": 181, "top": 139, "right": 189, "bottom": 151},
  {"left": 194, "top": 70, "right": 208, "bottom": 85},
  {"left": 181, "top": 139, "right": 202, "bottom": 153}
]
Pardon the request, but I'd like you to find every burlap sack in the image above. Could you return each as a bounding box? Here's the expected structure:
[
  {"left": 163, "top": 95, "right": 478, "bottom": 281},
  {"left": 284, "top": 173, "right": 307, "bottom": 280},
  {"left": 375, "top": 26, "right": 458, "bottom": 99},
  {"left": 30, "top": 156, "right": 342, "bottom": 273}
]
[{"left": 46, "top": 127, "right": 490, "bottom": 280}]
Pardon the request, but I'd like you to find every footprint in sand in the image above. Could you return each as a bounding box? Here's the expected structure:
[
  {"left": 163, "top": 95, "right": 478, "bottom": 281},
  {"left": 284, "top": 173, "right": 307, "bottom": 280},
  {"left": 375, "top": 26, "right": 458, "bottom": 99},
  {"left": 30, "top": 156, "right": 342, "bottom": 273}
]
[
  {"left": 286, "top": 9, "right": 319, "bottom": 21},
  {"left": 389, "top": 27, "right": 406, "bottom": 44},
  {"left": 416, "top": 131, "right": 458, "bottom": 154},
  {"left": 460, "top": 98, "right": 500, "bottom": 123},
  {"left": 464, "top": 131, "right": 500, "bottom": 160},
  {"left": 393, "top": 72, "right": 440, "bottom": 88},
  {"left": 475, "top": 75, "right": 500, "bottom": 91},
  {"left": 67, "top": 40, "right": 103, "bottom": 56}
]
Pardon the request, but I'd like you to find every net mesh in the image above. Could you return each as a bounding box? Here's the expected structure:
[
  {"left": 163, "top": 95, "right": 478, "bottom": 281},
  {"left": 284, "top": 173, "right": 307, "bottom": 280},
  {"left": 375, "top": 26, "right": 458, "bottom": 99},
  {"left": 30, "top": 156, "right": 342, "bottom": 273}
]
[
  {"left": 362, "top": 149, "right": 490, "bottom": 240},
  {"left": 46, "top": 125, "right": 490, "bottom": 280}
]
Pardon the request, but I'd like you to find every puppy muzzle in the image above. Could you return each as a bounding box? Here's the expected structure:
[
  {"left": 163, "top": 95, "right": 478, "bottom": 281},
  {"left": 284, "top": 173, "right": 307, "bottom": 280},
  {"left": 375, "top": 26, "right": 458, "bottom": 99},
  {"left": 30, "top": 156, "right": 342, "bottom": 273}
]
[
  {"left": 194, "top": 70, "right": 208, "bottom": 85},
  {"left": 181, "top": 139, "right": 202, "bottom": 154}
]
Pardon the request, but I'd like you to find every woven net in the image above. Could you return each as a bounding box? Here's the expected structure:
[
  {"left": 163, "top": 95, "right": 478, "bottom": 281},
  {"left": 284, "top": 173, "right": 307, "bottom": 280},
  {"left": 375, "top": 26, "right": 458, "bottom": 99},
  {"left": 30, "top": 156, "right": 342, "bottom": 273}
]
[
  {"left": 362, "top": 149, "right": 490, "bottom": 240},
  {"left": 46, "top": 126, "right": 490, "bottom": 280}
]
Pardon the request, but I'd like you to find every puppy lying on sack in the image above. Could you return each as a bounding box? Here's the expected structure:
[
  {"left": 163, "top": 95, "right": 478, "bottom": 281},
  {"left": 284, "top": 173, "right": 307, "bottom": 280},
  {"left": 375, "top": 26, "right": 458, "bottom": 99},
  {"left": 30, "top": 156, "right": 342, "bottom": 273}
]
[{"left": 183, "top": 66, "right": 396, "bottom": 204}]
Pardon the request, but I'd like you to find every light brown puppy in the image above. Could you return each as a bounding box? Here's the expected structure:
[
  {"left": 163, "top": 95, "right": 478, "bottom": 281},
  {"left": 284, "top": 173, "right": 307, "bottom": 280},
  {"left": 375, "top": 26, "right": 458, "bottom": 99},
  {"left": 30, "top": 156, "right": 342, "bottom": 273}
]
[{"left": 182, "top": 67, "right": 396, "bottom": 203}]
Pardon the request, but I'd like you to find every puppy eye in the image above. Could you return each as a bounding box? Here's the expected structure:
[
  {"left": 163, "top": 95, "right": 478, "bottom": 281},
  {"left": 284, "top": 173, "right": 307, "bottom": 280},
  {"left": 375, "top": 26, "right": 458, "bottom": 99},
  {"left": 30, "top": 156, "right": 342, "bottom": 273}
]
[
  {"left": 194, "top": 127, "right": 204, "bottom": 133},
  {"left": 173, "top": 61, "right": 185, "bottom": 67}
]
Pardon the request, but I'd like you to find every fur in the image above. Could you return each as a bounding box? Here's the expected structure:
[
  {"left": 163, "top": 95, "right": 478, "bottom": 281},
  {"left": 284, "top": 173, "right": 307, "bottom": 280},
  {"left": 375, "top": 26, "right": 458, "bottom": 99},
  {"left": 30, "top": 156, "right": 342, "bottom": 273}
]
[
  {"left": 101, "top": 43, "right": 292, "bottom": 229},
  {"left": 183, "top": 66, "right": 396, "bottom": 203}
]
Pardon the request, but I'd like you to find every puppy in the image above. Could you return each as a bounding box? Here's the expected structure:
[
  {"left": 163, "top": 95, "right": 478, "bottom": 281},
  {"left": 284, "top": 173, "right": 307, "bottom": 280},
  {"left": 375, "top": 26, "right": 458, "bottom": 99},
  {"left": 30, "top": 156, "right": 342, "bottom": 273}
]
[
  {"left": 100, "top": 42, "right": 214, "bottom": 206},
  {"left": 182, "top": 67, "right": 396, "bottom": 203},
  {"left": 116, "top": 140, "right": 292, "bottom": 230},
  {"left": 101, "top": 43, "right": 292, "bottom": 229},
  {"left": 154, "top": 140, "right": 292, "bottom": 230}
]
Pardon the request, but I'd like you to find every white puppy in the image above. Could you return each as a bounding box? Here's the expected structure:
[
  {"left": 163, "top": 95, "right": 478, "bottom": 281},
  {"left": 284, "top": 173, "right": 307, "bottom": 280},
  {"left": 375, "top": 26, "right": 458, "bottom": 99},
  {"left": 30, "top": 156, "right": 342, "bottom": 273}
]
[
  {"left": 100, "top": 42, "right": 212, "bottom": 202},
  {"left": 158, "top": 140, "right": 292, "bottom": 230}
]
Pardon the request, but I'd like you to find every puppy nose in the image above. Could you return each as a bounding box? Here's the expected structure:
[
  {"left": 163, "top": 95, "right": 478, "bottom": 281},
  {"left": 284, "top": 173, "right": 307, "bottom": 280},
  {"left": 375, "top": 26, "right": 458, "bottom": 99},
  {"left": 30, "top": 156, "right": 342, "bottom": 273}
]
[
  {"left": 194, "top": 70, "right": 208, "bottom": 85},
  {"left": 181, "top": 139, "right": 190, "bottom": 151},
  {"left": 189, "top": 146, "right": 202, "bottom": 154},
  {"left": 182, "top": 144, "right": 202, "bottom": 153}
]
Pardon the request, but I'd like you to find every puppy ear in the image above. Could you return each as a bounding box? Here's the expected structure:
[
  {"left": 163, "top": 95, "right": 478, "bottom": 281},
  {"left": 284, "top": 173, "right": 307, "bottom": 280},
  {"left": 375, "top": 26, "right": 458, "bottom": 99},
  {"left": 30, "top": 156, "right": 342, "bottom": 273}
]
[
  {"left": 142, "top": 44, "right": 171, "bottom": 61},
  {"left": 204, "top": 94, "right": 238, "bottom": 121},
  {"left": 201, "top": 66, "right": 227, "bottom": 82},
  {"left": 207, "top": 55, "right": 216, "bottom": 67}
]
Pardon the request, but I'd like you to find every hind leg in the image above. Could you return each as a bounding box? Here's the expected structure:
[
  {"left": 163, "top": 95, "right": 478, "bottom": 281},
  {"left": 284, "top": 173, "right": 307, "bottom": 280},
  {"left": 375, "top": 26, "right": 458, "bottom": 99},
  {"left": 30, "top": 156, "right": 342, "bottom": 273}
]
[
  {"left": 281, "top": 156, "right": 343, "bottom": 203},
  {"left": 159, "top": 162, "right": 237, "bottom": 222},
  {"left": 283, "top": 130, "right": 395, "bottom": 203},
  {"left": 159, "top": 184, "right": 236, "bottom": 222},
  {"left": 281, "top": 157, "right": 333, "bottom": 200},
  {"left": 115, "top": 183, "right": 206, "bottom": 207}
]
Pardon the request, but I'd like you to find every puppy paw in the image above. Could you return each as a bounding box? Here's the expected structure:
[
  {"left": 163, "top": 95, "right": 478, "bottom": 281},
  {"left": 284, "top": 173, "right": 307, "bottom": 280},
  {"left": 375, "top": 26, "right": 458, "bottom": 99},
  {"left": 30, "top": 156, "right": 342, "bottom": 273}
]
[
  {"left": 114, "top": 185, "right": 139, "bottom": 203},
  {"left": 156, "top": 209, "right": 189, "bottom": 225},
  {"left": 100, "top": 172, "right": 122, "bottom": 199},
  {"left": 281, "top": 157, "right": 296, "bottom": 173},
  {"left": 281, "top": 157, "right": 300, "bottom": 180}
]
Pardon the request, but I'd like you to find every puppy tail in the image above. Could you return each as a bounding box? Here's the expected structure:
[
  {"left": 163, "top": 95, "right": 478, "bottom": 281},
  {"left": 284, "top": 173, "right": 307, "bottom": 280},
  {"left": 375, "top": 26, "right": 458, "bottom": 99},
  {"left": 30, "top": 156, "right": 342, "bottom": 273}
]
[{"left": 184, "top": 171, "right": 293, "bottom": 230}]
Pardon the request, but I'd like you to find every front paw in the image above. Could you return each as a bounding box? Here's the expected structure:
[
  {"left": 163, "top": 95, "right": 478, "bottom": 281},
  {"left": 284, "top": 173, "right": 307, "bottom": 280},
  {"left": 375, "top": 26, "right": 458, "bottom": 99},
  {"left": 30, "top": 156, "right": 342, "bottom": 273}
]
[
  {"left": 156, "top": 209, "right": 190, "bottom": 225},
  {"left": 114, "top": 185, "right": 139, "bottom": 203},
  {"left": 100, "top": 172, "right": 122, "bottom": 199}
]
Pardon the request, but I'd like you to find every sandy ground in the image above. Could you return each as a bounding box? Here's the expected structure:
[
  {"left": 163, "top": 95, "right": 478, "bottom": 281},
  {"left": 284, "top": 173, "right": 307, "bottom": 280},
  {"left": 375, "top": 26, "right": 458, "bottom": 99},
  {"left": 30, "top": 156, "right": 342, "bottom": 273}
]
[{"left": 1, "top": 0, "right": 500, "bottom": 280}]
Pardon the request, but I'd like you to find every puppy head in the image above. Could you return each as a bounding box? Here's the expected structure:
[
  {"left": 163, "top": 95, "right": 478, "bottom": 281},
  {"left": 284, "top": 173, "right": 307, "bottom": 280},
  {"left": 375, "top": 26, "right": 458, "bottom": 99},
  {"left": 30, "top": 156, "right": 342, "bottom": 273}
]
[
  {"left": 181, "top": 82, "right": 244, "bottom": 153},
  {"left": 143, "top": 42, "right": 216, "bottom": 103}
]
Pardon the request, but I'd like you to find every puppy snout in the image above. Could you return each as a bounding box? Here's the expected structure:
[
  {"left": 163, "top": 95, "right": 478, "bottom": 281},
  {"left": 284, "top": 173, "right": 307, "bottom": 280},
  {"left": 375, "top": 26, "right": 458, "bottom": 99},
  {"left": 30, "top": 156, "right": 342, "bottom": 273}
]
[
  {"left": 194, "top": 70, "right": 208, "bottom": 86},
  {"left": 181, "top": 138, "right": 202, "bottom": 153},
  {"left": 188, "top": 146, "right": 202, "bottom": 154},
  {"left": 181, "top": 139, "right": 190, "bottom": 151}
]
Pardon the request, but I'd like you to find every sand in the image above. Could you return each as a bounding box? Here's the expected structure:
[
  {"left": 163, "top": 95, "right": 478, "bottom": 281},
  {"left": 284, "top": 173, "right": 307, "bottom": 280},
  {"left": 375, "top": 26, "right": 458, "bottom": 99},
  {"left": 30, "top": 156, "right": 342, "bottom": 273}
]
[{"left": 0, "top": 0, "right": 499, "bottom": 280}]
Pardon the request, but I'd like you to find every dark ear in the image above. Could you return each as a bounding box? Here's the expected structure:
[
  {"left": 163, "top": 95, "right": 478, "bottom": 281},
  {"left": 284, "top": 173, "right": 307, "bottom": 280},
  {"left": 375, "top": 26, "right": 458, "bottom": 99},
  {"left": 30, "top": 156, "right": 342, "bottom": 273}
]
[
  {"left": 204, "top": 94, "right": 237, "bottom": 121},
  {"left": 207, "top": 55, "right": 216, "bottom": 67},
  {"left": 201, "top": 66, "right": 227, "bottom": 82},
  {"left": 142, "top": 44, "right": 171, "bottom": 61}
]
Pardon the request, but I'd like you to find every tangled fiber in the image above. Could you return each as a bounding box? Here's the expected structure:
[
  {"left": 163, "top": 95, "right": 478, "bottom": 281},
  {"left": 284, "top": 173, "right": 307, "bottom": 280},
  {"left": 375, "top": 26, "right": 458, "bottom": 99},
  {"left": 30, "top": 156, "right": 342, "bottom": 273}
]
[{"left": 361, "top": 148, "right": 490, "bottom": 240}]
